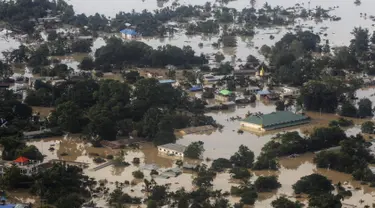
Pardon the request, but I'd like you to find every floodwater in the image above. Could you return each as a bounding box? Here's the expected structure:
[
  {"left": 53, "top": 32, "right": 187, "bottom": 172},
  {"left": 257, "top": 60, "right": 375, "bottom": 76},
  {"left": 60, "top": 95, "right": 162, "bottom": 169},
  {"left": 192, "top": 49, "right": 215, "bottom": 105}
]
[
  {"left": 24, "top": 87, "right": 375, "bottom": 207},
  {"left": 70, "top": 0, "right": 375, "bottom": 60},
  {"left": 2, "top": 0, "right": 375, "bottom": 206}
]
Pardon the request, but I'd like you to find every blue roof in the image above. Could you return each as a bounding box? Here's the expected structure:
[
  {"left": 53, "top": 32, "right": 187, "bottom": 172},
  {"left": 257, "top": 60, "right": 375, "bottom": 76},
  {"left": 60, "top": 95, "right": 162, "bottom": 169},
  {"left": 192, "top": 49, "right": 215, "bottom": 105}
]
[
  {"left": 190, "top": 86, "right": 203, "bottom": 92},
  {"left": 0, "top": 204, "right": 16, "bottom": 208},
  {"left": 257, "top": 90, "right": 270, "bottom": 95},
  {"left": 159, "top": 79, "right": 176, "bottom": 84},
  {"left": 120, "top": 29, "right": 137, "bottom": 35}
]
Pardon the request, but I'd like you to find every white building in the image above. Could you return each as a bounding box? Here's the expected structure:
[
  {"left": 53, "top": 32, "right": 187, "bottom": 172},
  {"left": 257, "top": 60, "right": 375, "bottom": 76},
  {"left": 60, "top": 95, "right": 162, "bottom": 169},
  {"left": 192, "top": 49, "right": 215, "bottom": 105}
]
[
  {"left": 279, "top": 86, "right": 300, "bottom": 99},
  {"left": 9, "top": 157, "right": 43, "bottom": 176},
  {"left": 157, "top": 143, "right": 186, "bottom": 157}
]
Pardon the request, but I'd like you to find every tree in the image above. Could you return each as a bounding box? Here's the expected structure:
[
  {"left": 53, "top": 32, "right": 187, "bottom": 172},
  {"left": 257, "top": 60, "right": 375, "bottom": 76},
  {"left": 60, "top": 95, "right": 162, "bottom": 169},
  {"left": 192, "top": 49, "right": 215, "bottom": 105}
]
[
  {"left": 214, "top": 52, "right": 225, "bottom": 63},
  {"left": 108, "top": 188, "right": 141, "bottom": 205},
  {"left": 193, "top": 164, "right": 216, "bottom": 188},
  {"left": 300, "top": 80, "right": 340, "bottom": 113},
  {"left": 350, "top": 27, "right": 369, "bottom": 57},
  {"left": 71, "top": 39, "right": 92, "bottom": 53},
  {"left": 147, "top": 200, "right": 158, "bottom": 208},
  {"left": 292, "top": 174, "right": 333, "bottom": 195},
  {"left": 50, "top": 101, "right": 84, "bottom": 133},
  {"left": 1, "top": 165, "right": 33, "bottom": 189},
  {"left": 211, "top": 158, "right": 232, "bottom": 172},
  {"left": 271, "top": 197, "right": 303, "bottom": 208},
  {"left": 31, "top": 164, "right": 91, "bottom": 206},
  {"left": 79, "top": 57, "right": 95, "bottom": 71},
  {"left": 339, "top": 101, "right": 357, "bottom": 117},
  {"left": 55, "top": 193, "right": 85, "bottom": 208},
  {"left": 230, "top": 145, "right": 255, "bottom": 168},
  {"left": 132, "top": 170, "right": 144, "bottom": 179},
  {"left": 85, "top": 105, "right": 117, "bottom": 142},
  {"left": 123, "top": 70, "right": 141, "bottom": 84},
  {"left": 229, "top": 167, "right": 251, "bottom": 181},
  {"left": 254, "top": 176, "right": 281, "bottom": 192},
  {"left": 154, "top": 131, "right": 176, "bottom": 146},
  {"left": 184, "top": 141, "right": 205, "bottom": 159},
  {"left": 308, "top": 193, "right": 342, "bottom": 208},
  {"left": 16, "top": 145, "right": 43, "bottom": 161},
  {"left": 371, "top": 31, "right": 375, "bottom": 44},
  {"left": 358, "top": 98, "right": 373, "bottom": 118},
  {"left": 0, "top": 60, "right": 12, "bottom": 80},
  {"left": 361, "top": 121, "right": 375, "bottom": 134},
  {"left": 275, "top": 100, "right": 285, "bottom": 111},
  {"left": 253, "top": 153, "right": 279, "bottom": 170},
  {"left": 221, "top": 35, "right": 237, "bottom": 47}
]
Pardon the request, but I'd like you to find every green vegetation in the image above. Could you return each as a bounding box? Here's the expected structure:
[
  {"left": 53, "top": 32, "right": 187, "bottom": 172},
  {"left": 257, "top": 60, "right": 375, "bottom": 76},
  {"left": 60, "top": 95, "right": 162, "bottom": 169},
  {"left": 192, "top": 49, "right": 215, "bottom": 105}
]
[
  {"left": 254, "top": 176, "right": 281, "bottom": 192},
  {"left": 30, "top": 164, "right": 93, "bottom": 207},
  {"left": 292, "top": 174, "right": 334, "bottom": 195},
  {"left": 329, "top": 117, "right": 354, "bottom": 127},
  {"left": 230, "top": 145, "right": 255, "bottom": 168},
  {"left": 314, "top": 134, "right": 375, "bottom": 183},
  {"left": 271, "top": 197, "right": 303, "bottom": 208},
  {"left": 108, "top": 188, "right": 142, "bottom": 205},
  {"left": 184, "top": 141, "right": 205, "bottom": 159},
  {"left": 361, "top": 121, "right": 375, "bottom": 134},
  {"left": 132, "top": 170, "right": 145, "bottom": 179},
  {"left": 230, "top": 181, "right": 258, "bottom": 205},
  {"left": 229, "top": 167, "right": 251, "bottom": 180}
]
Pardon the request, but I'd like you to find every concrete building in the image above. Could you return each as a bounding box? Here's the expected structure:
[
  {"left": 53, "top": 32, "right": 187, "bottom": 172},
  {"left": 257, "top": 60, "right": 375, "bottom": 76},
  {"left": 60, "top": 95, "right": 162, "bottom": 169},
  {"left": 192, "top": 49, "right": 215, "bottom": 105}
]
[
  {"left": 11, "top": 157, "right": 43, "bottom": 176},
  {"left": 240, "top": 111, "right": 310, "bottom": 132},
  {"left": 120, "top": 29, "right": 138, "bottom": 39},
  {"left": 215, "top": 89, "right": 235, "bottom": 102},
  {"left": 23, "top": 129, "right": 52, "bottom": 139},
  {"left": 202, "top": 74, "right": 224, "bottom": 84},
  {"left": 157, "top": 143, "right": 187, "bottom": 157},
  {"left": 279, "top": 86, "right": 300, "bottom": 99}
]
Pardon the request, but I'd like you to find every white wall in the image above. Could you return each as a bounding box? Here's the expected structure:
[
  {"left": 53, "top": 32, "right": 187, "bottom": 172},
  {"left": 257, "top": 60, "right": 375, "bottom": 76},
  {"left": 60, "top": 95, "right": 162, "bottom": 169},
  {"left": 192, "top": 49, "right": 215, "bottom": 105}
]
[{"left": 158, "top": 148, "right": 184, "bottom": 157}]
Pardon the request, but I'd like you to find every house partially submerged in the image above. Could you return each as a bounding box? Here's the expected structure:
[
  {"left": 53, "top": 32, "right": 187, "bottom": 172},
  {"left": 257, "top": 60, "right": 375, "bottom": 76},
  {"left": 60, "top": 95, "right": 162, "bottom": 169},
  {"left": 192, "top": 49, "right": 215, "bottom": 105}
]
[
  {"left": 11, "top": 157, "right": 44, "bottom": 176},
  {"left": 240, "top": 111, "right": 310, "bottom": 132},
  {"left": 160, "top": 167, "right": 182, "bottom": 178},
  {"left": 157, "top": 143, "right": 186, "bottom": 157},
  {"left": 215, "top": 89, "right": 235, "bottom": 102},
  {"left": 279, "top": 86, "right": 300, "bottom": 99},
  {"left": 120, "top": 29, "right": 138, "bottom": 39},
  {"left": 22, "top": 129, "right": 52, "bottom": 139}
]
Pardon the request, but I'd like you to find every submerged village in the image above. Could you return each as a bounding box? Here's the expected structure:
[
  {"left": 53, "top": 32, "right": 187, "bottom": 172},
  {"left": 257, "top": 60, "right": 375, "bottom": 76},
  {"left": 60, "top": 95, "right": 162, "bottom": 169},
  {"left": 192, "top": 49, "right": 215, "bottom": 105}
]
[{"left": 4, "top": 0, "right": 375, "bottom": 208}]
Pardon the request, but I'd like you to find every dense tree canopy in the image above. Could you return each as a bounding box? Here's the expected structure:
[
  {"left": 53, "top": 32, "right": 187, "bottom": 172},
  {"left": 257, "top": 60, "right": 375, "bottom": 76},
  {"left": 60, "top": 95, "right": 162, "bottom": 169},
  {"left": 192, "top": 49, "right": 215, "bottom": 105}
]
[{"left": 292, "top": 174, "right": 334, "bottom": 195}]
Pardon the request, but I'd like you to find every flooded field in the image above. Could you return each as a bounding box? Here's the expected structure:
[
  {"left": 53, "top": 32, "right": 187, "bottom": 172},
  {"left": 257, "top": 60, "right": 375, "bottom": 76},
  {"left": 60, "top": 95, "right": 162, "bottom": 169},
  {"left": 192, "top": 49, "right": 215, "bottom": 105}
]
[{"left": 25, "top": 86, "right": 375, "bottom": 207}]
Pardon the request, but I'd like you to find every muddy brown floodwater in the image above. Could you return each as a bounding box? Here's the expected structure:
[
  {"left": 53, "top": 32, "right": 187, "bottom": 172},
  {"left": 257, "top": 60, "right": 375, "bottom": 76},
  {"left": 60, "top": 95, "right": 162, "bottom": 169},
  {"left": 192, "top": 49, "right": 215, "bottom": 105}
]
[{"left": 23, "top": 87, "right": 375, "bottom": 207}]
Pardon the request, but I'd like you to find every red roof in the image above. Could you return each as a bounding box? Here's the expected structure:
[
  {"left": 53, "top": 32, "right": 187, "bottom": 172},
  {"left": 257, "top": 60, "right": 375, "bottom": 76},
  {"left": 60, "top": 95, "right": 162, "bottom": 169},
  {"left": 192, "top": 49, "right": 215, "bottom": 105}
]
[{"left": 14, "top": 156, "right": 29, "bottom": 163}]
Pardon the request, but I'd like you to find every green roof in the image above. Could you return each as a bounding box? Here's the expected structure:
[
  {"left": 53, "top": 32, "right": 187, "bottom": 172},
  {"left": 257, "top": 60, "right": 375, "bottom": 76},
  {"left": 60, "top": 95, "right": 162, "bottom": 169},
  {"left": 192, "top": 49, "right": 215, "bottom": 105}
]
[
  {"left": 219, "top": 89, "right": 232, "bottom": 96},
  {"left": 242, "top": 111, "right": 309, "bottom": 130}
]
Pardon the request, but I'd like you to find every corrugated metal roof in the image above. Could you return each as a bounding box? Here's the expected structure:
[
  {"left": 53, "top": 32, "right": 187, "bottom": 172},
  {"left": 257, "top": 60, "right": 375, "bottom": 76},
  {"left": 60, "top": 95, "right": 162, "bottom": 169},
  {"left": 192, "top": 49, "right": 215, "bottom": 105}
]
[
  {"left": 219, "top": 89, "right": 232, "bottom": 96},
  {"left": 158, "top": 79, "right": 176, "bottom": 84},
  {"left": 120, "top": 29, "right": 137, "bottom": 35},
  {"left": 157, "top": 143, "right": 186, "bottom": 153},
  {"left": 242, "top": 111, "right": 309, "bottom": 127}
]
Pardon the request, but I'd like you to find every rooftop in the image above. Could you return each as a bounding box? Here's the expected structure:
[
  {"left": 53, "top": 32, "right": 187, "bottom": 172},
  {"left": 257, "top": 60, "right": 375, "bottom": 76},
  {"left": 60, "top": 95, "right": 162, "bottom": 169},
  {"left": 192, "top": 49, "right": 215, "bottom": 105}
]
[
  {"left": 158, "top": 143, "right": 186, "bottom": 153},
  {"left": 22, "top": 129, "right": 51, "bottom": 137},
  {"left": 219, "top": 89, "right": 232, "bottom": 96},
  {"left": 120, "top": 29, "right": 137, "bottom": 35},
  {"left": 158, "top": 79, "right": 176, "bottom": 84},
  {"left": 257, "top": 90, "right": 270, "bottom": 95},
  {"left": 242, "top": 111, "right": 310, "bottom": 129}
]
